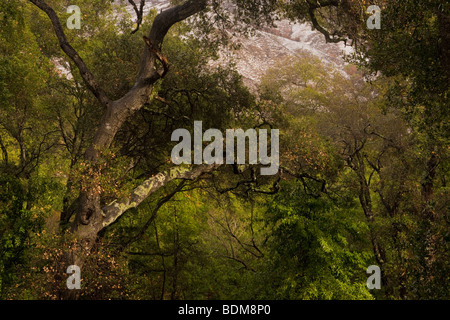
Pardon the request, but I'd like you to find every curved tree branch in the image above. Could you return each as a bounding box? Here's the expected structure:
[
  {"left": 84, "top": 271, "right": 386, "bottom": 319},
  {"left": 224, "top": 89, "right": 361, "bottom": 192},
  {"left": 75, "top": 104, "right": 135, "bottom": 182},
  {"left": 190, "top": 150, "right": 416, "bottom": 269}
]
[
  {"left": 29, "top": 0, "right": 209, "bottom": 163},
  {"left": 28, "top": 0, "right": 111, "bottom": 107},
  {"left": 137, "top": 0, "right": 208, "bottom": 82},
  {"left": 308, "top": 6, "right": 345, "bottom": 44},
  {"left": 86, "top": 0, "right": 209, "bottom": 161}
]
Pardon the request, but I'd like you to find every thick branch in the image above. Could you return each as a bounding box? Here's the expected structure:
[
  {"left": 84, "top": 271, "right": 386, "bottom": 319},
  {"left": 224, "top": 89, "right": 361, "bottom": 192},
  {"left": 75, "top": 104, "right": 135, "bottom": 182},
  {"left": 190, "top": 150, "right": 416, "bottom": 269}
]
[
  {"left": 86, "top": 0, "right": 208, "bottom": 161},
  {"left": 144, "top": 36, "right": 170, "bottom": 77},
  {"left": 308, "top": 6, "right": 345, "bottom": 44},
  {"left": 30, "top": 0, "right": 208, "bottom": 163},
  {"left": 306, "top": 0, "right": 340, "bottom": 9},
  {"left": 137, "top": 0, "right": 208, "bottom": 81},
  {"left": 101, "top": 164, "right": 220, "bottom": 228},
  {"left": 28, "top": 0, "right": 110, "bottom": 107},
  {"left": 149, "top": 0, "right": 208, "bottom": 49}
]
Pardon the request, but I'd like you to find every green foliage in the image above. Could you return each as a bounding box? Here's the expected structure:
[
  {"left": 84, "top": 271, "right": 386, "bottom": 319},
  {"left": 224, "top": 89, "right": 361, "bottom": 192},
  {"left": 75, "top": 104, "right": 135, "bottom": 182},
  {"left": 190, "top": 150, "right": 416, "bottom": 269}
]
[
  {"left": 0, "top": 0, "right": 448, "bottom": 301},
  {"left": 0, "top": 174, "right": 44, "bottom": 296},
  {"left": 253, "top": 181, "right": 373, "bottom": 300},
  {"left": 353, "top": 0, "right": 449, "bottom": 144}
]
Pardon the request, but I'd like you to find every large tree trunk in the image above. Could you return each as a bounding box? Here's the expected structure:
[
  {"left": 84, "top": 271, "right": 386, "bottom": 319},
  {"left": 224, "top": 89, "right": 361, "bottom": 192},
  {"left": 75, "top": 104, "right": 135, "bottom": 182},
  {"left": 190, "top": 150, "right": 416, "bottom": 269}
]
[
  {"left": 59, "top": 163, "right": 218, "bottom": 299},
  {"left": 28, "top": 0, "right": 208, "bottom": 299}
]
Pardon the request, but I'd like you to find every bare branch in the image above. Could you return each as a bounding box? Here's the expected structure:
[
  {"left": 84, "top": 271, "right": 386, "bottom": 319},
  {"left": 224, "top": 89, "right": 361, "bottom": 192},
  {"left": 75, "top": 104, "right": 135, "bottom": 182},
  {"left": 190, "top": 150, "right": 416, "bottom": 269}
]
[
  {"left": 28, "top": 0, "right": 111, "bottom": 107},
  {"left": 128, "top": 0, "right": 146, "bottom": 34}
]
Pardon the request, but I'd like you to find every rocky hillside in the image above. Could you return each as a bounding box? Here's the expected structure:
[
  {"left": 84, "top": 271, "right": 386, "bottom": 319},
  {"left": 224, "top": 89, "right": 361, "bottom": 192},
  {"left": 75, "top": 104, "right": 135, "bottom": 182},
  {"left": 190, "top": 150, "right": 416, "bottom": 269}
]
[
  {"left": 121, "top": 0, "right": 352, "bottom": 88},
  {"left": 220, "top": 20, "right": 352, "bottom": 89}
]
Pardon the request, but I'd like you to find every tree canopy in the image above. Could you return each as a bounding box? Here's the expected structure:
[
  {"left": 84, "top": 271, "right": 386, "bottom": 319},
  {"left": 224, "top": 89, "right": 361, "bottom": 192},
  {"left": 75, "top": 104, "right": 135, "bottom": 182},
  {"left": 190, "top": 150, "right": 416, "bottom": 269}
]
[{"left": 0, "top": 0, "right": 448, "bottom": 300}]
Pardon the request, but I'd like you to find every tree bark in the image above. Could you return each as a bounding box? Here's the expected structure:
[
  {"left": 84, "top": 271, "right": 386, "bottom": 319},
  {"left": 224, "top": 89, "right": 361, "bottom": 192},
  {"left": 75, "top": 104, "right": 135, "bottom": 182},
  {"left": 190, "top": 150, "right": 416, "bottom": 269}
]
[{"left": 29, "top": 0, "right": 209, "bottom": 299}]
